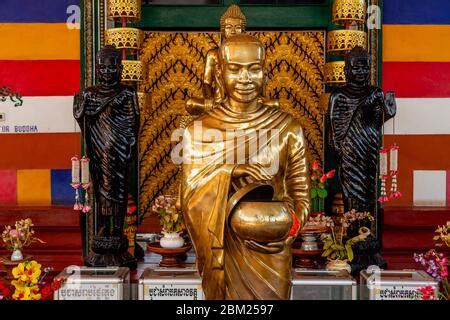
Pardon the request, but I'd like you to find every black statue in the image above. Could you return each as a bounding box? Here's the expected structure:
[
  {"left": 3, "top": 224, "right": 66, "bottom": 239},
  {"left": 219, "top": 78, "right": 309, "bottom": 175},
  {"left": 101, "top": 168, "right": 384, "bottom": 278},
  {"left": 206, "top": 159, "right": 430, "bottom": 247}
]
[
  {"left": 74, "top": 45, "right": 139, "bottom": 269},
  {"left": 329, "top": 46, "right": 396, "bottom": 215}
]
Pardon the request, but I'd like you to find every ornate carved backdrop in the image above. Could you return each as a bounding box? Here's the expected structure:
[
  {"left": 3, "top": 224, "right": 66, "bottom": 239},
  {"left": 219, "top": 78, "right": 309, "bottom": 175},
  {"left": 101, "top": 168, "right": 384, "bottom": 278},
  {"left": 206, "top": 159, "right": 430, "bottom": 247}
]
[{"left": 139, "top": 31, "right": 324, "bottom": 219}]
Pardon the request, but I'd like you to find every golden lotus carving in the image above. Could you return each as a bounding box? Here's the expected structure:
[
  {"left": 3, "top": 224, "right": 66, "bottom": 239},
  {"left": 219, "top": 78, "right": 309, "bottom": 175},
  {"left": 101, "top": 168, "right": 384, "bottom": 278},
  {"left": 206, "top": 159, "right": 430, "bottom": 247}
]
[
  {"left": 327, "top": 30, "right": 366, "bottom": 54},
  {"left": 121, "top": 60, "right": 145, "bottom": 82},
  {"left": 105, "top": 28, "right": 143, "bottom": 50},
  {"left": 107, "top": 0, "right": 141, "bottom": 21},
  {"left": 324, "top": 61, "right": 346, "bottom": 85},
  {"left": 332, "top": 0, "right": 367, "bottom": 26}
]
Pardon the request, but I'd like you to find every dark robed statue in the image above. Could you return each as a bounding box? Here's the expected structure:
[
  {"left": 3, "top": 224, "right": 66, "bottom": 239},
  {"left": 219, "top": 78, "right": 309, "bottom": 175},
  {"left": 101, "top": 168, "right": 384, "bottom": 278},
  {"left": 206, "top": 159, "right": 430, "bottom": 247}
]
[
  {"left": 329, "top": 46, "right": 396, "bottom": 214},
  {"left": 74, "top": 45, "right": 139, "bottom": 268}
]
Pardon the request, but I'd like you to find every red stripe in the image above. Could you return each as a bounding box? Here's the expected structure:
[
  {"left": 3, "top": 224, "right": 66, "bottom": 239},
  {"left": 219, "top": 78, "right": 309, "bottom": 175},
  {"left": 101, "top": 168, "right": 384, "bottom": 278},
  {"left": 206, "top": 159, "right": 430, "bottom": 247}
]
[
  {"left": 0, "top": 133, "right": 81, "bottom": 170},
  {"left": 0, "top": 60, "right": 80, "bottom": 96},
  {"left": 447, "top": 170, "right": 450, "bottom": 206},
  {"left": 383, "top": 62, "right": 450, "bottom": 98}
]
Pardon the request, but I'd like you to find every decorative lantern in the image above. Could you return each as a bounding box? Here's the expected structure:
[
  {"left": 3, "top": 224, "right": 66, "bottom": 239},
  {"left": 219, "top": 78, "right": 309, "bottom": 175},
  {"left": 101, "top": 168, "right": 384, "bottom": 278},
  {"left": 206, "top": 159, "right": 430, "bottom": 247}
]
[
  {"left": 327, "top": 30, "right": 366, "bottom": 54},
  {"left": 122, "top": 60, "right": 145, "bottom": 82},
  {"left": 332, "top": 0, "right": 366, "bottom": 26},
  {"left": 107, "top": 0, "right": 142, "bottom": 21},
  {"left": 105, "top": 28, "right": 143, "bottom": 50},
  {"left": 324, "top": 61, "right": 346, "bottom": 85}
]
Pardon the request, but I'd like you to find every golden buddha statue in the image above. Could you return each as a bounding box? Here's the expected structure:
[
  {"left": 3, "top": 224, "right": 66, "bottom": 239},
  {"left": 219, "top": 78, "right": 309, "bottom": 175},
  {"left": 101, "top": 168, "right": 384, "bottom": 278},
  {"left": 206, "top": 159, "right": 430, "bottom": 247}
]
[
  {"left": 186, "top": 4, "right": 278, "bottom": 117},
  {"left": 180, "top": 34, "right": 310, "bottom": 300}
]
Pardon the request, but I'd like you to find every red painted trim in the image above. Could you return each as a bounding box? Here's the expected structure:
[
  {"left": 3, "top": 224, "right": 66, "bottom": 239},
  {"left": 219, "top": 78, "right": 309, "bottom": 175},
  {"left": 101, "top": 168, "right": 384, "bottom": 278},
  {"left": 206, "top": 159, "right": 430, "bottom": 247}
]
[
  {"left": 383, "top": 62, "right": 450, "bottom": 98},
  {"left": 0, "top": 60, "right": 80, "bottom": 96}
]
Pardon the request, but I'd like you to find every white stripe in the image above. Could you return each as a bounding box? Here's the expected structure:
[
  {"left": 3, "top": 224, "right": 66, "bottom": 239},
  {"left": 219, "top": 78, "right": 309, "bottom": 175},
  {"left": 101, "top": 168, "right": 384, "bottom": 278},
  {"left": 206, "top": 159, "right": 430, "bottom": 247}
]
[
  {"left": 384, "top": 98, "right": 450, "bottom": 135},
  {"left": 413, "top": 170, "right": 447, "bottom": 207},
  {"left": 0, "top": 96, "right": 80, "bottom": 134}
]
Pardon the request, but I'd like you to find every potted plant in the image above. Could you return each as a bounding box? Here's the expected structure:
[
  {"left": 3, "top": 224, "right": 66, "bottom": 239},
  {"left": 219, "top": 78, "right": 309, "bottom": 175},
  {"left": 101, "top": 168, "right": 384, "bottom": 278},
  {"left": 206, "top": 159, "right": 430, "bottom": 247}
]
[
  {"left": 1, "top": 218, "right": 44, "bottom": 262},
  {"left": 152, "top": 195, "right": 185, "bottom": 248},
  {"left": 310, "top": 160, "right": 335, "bottom": 214},
  {"left": 321, "top": 215, "right": 371, "bottom": 273}
]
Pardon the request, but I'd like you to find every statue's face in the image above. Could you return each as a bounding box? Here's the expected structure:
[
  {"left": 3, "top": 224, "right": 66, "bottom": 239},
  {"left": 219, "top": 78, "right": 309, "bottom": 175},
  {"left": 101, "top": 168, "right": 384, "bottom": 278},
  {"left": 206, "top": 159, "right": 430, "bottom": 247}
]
[
  {"left": 223, "top": 18, "right": 245, "bottom": 39},
  {"left": 222, "top": 42, "right": 265, "bottom": 104},
  {"left": 97, "top": 55, "right": 121, "bottom": 87},
  {"left": 347, "top": 58, "right": 370, "bottom": 85}
]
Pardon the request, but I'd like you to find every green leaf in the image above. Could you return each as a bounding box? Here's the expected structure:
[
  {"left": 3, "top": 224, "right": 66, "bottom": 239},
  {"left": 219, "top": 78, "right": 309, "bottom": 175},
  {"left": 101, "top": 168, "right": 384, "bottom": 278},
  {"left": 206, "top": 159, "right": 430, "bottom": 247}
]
[
  {"left": 345, "top": 243, "right": 354, "bottom": 262},
  {"left": 310, "top": 188, "right": 318, "bottom": 199},
  {"left": 317, "top": 188, "right": 328, "bottom": 199},
  {"left": 323, "top": 241, "right": 332, "bottom": 250},
  {"left": 322, "top": 248, "right": 333, "bottom": 257}
]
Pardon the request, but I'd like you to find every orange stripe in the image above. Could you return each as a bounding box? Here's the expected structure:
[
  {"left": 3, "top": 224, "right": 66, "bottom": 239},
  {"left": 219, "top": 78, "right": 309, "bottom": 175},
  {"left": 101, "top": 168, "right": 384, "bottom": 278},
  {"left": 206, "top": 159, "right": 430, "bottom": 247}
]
[
  {"left": 0, "top": 133, "right": 80, "bottom": 170},
  {"left": 384, "top": 135, "right": 450, "bottom": 207}
]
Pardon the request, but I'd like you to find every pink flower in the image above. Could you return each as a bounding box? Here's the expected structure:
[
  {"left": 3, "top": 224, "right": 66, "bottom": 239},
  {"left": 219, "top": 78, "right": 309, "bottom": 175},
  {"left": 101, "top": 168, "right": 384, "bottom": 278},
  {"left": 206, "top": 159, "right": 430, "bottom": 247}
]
[{"left": 320, "top": 174, "right": 326, "bottom": 183}]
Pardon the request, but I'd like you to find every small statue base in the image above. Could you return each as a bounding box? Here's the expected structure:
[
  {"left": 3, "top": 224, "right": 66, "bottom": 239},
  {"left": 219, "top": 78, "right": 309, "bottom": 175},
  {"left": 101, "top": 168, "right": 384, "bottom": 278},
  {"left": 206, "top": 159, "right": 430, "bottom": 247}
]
[
  {"left": 291, "top": 243, "right": 324, "bottom": 269},
  {"left": 85, "top": 236, "right": 137, "bottom": 270},
  {"left": 147, "top": 241, "right": 192, "bottom": 268}
]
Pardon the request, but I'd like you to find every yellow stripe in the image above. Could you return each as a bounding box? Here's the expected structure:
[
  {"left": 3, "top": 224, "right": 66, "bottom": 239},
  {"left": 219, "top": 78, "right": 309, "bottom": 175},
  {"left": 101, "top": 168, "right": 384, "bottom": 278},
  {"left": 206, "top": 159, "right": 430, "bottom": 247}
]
[
  {"left": 383, "top": 25, "right": 450, "bottom": 62},
  {"left": 0, "top": 23, "right": 79, "bottom": 60}
]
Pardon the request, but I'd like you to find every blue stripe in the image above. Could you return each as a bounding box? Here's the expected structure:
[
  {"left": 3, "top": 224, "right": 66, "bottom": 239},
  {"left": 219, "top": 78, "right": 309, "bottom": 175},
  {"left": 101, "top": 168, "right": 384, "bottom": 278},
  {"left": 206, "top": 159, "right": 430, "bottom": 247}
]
[
  {"left": 0, "top": 0, "right": 80, "bottom": 23},
  {"left": 384, "top": 0, "right": 450, "bottom": 24},
  {"left": 51, "top": 169, "right": 74, "bottom": 205}
]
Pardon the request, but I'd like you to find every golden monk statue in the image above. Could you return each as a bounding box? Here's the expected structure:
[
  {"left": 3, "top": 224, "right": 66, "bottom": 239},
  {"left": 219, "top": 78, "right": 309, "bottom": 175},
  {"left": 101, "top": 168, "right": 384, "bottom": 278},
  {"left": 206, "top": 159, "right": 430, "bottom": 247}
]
[{"left": 180, "top": 34, "right": 310, "bottom": 300}]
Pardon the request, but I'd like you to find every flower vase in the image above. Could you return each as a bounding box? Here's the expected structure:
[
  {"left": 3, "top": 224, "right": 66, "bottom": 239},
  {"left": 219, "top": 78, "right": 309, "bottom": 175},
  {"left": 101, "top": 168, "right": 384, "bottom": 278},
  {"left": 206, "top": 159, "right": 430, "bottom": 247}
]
[
  {"left": 326, "top": 259, "right": 352, "bottom": 273},
  {"left": 11, "top": 249, "right": 23, "bottom": 261},
  {"left": 160, "top": 232, "right": 184, "bottom": 249}
]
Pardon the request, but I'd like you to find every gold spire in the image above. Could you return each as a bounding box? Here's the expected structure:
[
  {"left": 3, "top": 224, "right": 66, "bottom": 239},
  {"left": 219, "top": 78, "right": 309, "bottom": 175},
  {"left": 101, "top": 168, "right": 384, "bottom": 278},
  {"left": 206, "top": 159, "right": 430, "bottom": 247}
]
[{"left": 220, "top": 4, "right": 246, "bottom": 31}]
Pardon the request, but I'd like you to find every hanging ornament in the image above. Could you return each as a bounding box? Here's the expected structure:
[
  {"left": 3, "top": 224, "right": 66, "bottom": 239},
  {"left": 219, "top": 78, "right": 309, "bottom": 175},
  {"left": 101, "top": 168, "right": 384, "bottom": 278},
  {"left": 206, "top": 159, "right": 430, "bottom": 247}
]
[
  {"left": 378, "top": 148, "right": 389, "bottom": 203},
  {"left": 80, "top": 156, "right": 91, "bottom": 213},
  {"left": 389, "top": 144, "right": 402, "bottom": 199},
  {"left": 71, "top": 156, "right": 83, "bottom": 210}
]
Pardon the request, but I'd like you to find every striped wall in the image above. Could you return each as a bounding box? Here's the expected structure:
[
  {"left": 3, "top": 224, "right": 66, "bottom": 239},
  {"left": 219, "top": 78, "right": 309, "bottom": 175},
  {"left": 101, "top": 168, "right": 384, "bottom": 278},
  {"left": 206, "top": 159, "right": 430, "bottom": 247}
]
[
  {"left": 0, "top": 0, "right": 81, "bottom": 206},
  {"left": 1, "top": 1, "right": 448, "bottom": 208},
  {"left": 382, "top": 0, "right": 450, "bottom": 207}
]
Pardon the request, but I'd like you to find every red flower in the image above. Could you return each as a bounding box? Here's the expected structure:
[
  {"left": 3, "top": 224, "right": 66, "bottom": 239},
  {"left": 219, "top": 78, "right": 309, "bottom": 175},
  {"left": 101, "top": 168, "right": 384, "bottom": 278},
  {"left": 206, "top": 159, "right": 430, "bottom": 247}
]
[
  {"left": 311, "top": 173, "right": 315, "bottom": 181},
  {"left": 312, "top": 160, "right": 319, "bottom": 171},
  {"left": 41, "top": 285, "right": 52, "bottom": 297},
  {"left": 326, "top": 170, "right": 336, "bottom": 179},
  {"left": 2, "top": 287, "right": 10, "bottom": 298},
  {"left": 320, "top": 174, "right": 326, "bottom": 183},
  {"left": 288, "top": 210, "right": 300, "bottom": 238}
]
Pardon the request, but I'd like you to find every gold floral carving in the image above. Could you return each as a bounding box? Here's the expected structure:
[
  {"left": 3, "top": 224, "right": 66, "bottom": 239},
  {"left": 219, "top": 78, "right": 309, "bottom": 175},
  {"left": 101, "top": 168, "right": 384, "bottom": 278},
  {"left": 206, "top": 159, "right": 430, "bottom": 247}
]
[
  {"left": 122, "top": 60, "right": 145, "bottom": 82},
  {"left": 105, "top": 28, "right": 143, "bottom": 50},
  {"left": 107, "top": 0, "right": 141, "bottom": 21},
  {"left": 138, "top": 31, "right": 325, "bottom": 220},
  {"left": 324, "top": 61, "right": 346, "bottom": 85},
  {"left": 327, "top": 30, "right": 366, "bottom": 54},
  {"left": 332, "top": 0, "right": 367, "bottom": 26}
]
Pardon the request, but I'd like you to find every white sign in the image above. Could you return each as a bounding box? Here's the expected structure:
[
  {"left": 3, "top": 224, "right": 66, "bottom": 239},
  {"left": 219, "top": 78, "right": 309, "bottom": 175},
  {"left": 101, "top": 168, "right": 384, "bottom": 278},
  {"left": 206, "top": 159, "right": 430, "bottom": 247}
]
[
  {"left": 144, "top": 284, "right": 204, "bottom": 300},
  {"left": 56, "top": 283, "right": 120, "bottom": 300},
  {"left": 374, "top": 285, "right": 422, "bottom": 300}
]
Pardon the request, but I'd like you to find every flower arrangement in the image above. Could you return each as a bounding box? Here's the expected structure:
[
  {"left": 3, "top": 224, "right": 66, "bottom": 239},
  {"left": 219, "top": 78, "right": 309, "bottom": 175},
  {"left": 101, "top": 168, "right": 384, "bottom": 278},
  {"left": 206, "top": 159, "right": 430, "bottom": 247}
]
[
  {"left": 0, "top": 260, "right": 65, "bottom": 300},
  {"left": 310, "top": 160, "right": 335, "bottom": 213},
  {"left": 302, "top": 213, "right": 334, "bottom": 231},
  {"left": 1, "top": 219, "right": 45, "bottom": 257},
  {"left": 152, "top": 195, "right": 185, "bottom": 234},
  {"left": 414, "top": 221, "right": 450, "bottom": 300},
  {"left": 321, "top": 210, "right": 372, "bottom": 265}
]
